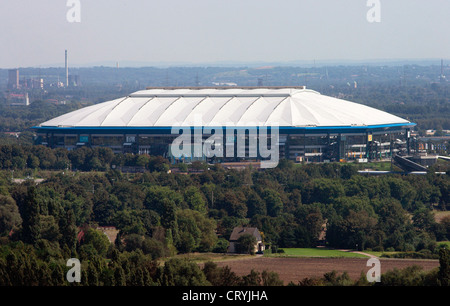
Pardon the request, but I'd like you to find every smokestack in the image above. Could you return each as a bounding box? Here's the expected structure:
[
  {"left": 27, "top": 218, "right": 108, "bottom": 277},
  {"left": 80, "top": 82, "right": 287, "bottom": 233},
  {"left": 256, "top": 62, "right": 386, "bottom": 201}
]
[{"left": 65, "top": 50, "right": 68, "bottom": 87}]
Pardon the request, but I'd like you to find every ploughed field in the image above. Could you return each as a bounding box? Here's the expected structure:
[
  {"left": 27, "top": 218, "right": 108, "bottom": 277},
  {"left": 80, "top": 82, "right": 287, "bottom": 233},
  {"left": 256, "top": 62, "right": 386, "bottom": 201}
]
[{"left": 212, "top": 257, "right": 440, "bottom": 284}]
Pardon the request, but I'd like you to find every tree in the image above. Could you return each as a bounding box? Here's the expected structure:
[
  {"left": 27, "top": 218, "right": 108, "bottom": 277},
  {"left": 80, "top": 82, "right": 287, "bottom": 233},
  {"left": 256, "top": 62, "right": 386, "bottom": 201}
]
[
  {"left": 19, "top": 187, "right": 41, "bottom": 244},
  {"left": 322, "top": 270, "right": 354, "bottom": 286},
  {"left": 176, "top": 209, "right": 217, "bottom": 253},
  {"left": 202, "top": 261, "right": 222, "bottom": 285},
  {"left": 123, "top": 234, "right": 144, "bottom": 252},
  {"left": 279, "top": 227, "right": 297, "bottom": 248},
  {"left": 240, "top": 269, "right": 261, "bottom": 286},
  {"left": 262, "top": 189, "right": 283, "bottom": 217},
  {"left": 345, "top": 210, "right": 378, "bottom": 250},
  {"left": 39, "top": 215, "right": 60, "bottom": 242},
  {"left": 440, "top": 215, "right": 450, "bottom": 240},
  {"left": 82, "top": 228, "right": 111, "bottom": 257},
  {"left": 140, "top": 209, "right": 160, "bottom": 237},
  {"left": 144, "top": 185, "right": 183, "bottom": 215},
  {"left": 112, "top": 182, "right": 145, "bottom": 210},
  {"left": 386, "top": 177, "right": 416, "bottom": 210},
  {"left": 327, "top": 209, "right": 377, "bottom": 250},
  {"left": 0, "top": 195, "right": 22, "bottom": 236},
  {"left": 212, "top": 238, "right": 229, "bottom": 253},
  {"left": 379, "top": 265, "right": 428, "bottom": 286},
  {"left": 148, "top": 156, "right": 170, "bottom": 172},
  {"left": 286, "top": 189, "right": 302, "bottom": 213},
  {"left": 160, "top": 198, "right": 178, "bottom": 231},
  {"left": 235, "top": 233, "right": 257, "bottom": 255},
  {"left": 261, "top": 270, "right": 284, "bottom": 286},
  {"left": 295, "top": 204, "right": 324, "bottom": 243},
  {"left": 68, "top": 146, "right": 93, "bottom": 171},
  {"left": 246, "top": 190, "right": 267, "bottom": 217},
  {"left": 340, "top": 164, "right": 357, "bottom": 179},
  {"left": 158, "top": 258, "right": 209, "bottom": 286},
  {"left": 113, "top": 264, "right": 126, "bottom": 286},
  {"left": 220, "top": 190, "right": 247, "bottom": 218},
  {"left": 94, "top": 147, "right": 114, "bottom": 168},
  {"left": 58, "top": 209, "right": 77, "bottom": 252},
  {"left": 87, "top": 261, "right": 100, "bottom": 286},
  {"left": 135, "top": 154, "right": 150, "bottom": 168},
  {"left": 93, "top": 191, "right": 121, "bottom": 225},
  {"left": 308, "top": 178, "right": 345, "bottom": 204},
  {"left": 412, "top": 207, "right": 436, "bottom": 232},
  {"left": 177, "top": 231, "right": 197, "bottom": 254},
  {"left": 113, "top": 209, "right": 145, "bottom": 235},
  {"left": 26, "top": 155, "right": 40, "bottom": 169},
  {"left": 438, "top": 248, "right": 450, "bottom": 286},
  {"left": 184, "top": 186, "right": 207, "bottom": 213},
  {"left": 141, "top": 237, "right": 169, "bottom": 259}
]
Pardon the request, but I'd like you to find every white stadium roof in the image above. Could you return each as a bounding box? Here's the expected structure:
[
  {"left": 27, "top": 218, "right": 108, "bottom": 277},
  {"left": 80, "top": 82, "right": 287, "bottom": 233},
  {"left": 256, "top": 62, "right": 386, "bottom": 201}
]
[{"left": 39, "top": 87, "right": 412, "bottom": 128}]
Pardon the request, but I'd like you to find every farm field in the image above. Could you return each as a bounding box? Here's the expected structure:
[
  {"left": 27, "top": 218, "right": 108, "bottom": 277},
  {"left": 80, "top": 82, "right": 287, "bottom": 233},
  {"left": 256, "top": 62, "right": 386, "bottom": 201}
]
[
  {"left": 191, "top": 248, "right": 441, "bottom": 284},
  {"left": 212, "top": 256, "right": 440, "bottom": 285}
]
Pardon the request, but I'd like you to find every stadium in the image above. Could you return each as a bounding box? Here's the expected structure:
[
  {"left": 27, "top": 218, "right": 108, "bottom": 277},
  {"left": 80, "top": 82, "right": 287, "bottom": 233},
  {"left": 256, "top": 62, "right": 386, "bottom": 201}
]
[{"left": 33, "top": 87, "right": 415, "bottom": 165}]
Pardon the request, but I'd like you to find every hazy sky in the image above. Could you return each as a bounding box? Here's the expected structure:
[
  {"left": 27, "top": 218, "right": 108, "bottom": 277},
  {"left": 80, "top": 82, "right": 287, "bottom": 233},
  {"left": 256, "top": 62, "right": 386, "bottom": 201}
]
[{"left": 1, "top": 0, "right": 449, "bottom": 68}]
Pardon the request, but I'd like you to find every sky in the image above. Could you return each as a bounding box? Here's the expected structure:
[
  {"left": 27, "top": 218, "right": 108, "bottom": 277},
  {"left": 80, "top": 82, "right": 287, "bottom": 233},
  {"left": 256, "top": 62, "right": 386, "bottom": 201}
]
[{"left": 1, "top": 0, "right": 449, "bottom": 68}]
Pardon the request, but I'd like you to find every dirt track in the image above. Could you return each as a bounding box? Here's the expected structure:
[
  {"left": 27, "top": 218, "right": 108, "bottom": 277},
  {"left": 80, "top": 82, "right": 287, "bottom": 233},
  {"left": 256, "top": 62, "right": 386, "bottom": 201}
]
[{"left": 212, "top": 257, "right": 440, "bottom": 284}]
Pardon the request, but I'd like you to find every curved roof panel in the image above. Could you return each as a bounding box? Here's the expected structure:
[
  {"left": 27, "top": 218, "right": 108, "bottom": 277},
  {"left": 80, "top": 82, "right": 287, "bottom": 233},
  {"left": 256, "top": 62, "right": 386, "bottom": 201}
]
[{"left": 39, "top": 87, "right": 412, "bottom": 128}]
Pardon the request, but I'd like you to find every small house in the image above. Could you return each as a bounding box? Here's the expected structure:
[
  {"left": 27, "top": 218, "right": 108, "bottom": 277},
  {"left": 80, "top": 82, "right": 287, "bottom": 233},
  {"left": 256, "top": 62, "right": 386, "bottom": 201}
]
[{"left": 228, "top": 227, "right": 265, "bottom": 254}]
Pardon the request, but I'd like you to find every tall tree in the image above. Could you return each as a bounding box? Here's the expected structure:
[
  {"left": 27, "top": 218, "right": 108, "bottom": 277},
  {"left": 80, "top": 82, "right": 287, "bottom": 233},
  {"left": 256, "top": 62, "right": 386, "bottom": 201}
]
[
  {"left": 0, "top": 195, "right": 22, "bottom": 236},
  {"left": 158, "top": 258, "right": 209, "bottom": 286},
  {"left": 263, "top": 189, "right": 283, "bottom": 217},
  {"left": 20, "top": 187, "right": 41, "bottom": 244},
  {"left": 184, "top": 186, "right": 207, "bottom": 213}
]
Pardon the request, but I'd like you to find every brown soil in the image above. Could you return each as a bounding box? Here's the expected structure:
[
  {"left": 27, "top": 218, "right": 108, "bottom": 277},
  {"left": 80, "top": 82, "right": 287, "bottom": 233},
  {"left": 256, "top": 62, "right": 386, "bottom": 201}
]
[{"left": 212, "top": 257, "right": 440, "bottom": 284}]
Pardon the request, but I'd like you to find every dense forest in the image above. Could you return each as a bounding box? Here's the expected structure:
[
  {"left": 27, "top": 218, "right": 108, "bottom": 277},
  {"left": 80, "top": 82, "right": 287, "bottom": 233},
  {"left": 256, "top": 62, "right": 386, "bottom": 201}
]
[{"left": 0, "top": 147, "right": 449, "bottom": 285}]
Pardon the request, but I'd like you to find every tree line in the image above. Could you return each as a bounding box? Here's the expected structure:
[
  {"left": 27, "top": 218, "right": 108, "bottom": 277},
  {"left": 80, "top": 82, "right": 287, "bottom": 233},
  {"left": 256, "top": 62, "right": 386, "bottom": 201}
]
[
  {"left": 0, "top": 144, "right": 171, "bottom": 172},
  {"left": 0, "top": 241, "right": 284, "bottom": 286}
]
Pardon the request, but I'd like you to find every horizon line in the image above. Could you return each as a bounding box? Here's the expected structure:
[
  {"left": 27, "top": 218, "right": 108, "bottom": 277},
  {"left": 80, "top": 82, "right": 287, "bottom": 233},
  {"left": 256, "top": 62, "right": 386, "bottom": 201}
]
[{"left": 1, "top": 57, "right": 448, "bottom": 70}]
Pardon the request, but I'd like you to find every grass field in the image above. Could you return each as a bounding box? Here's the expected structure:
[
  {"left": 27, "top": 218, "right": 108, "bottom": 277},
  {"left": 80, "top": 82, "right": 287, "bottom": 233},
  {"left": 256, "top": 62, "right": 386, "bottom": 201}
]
[
  {"left": 437, "top": 241, "right": 450, "bottom": 248},
  {"left": 269, "top": 248, "right": 369, "bottom": 258}
]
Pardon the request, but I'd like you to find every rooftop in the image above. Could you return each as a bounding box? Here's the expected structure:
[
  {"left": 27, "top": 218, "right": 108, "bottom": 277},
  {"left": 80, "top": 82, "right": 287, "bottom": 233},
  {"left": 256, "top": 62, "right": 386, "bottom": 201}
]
[
  {"left": 229, "top": 227, "right": 262, "bottom": 241},
  {"left": 38, "top": 87, "right": 413, "bottom": 129}
]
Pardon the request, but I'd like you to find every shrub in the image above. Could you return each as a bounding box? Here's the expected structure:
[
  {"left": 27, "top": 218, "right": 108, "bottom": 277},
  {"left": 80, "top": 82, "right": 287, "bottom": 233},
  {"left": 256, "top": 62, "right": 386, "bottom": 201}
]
[{"left": 235, "top": 234, "right": 257, "bottom": 255}]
